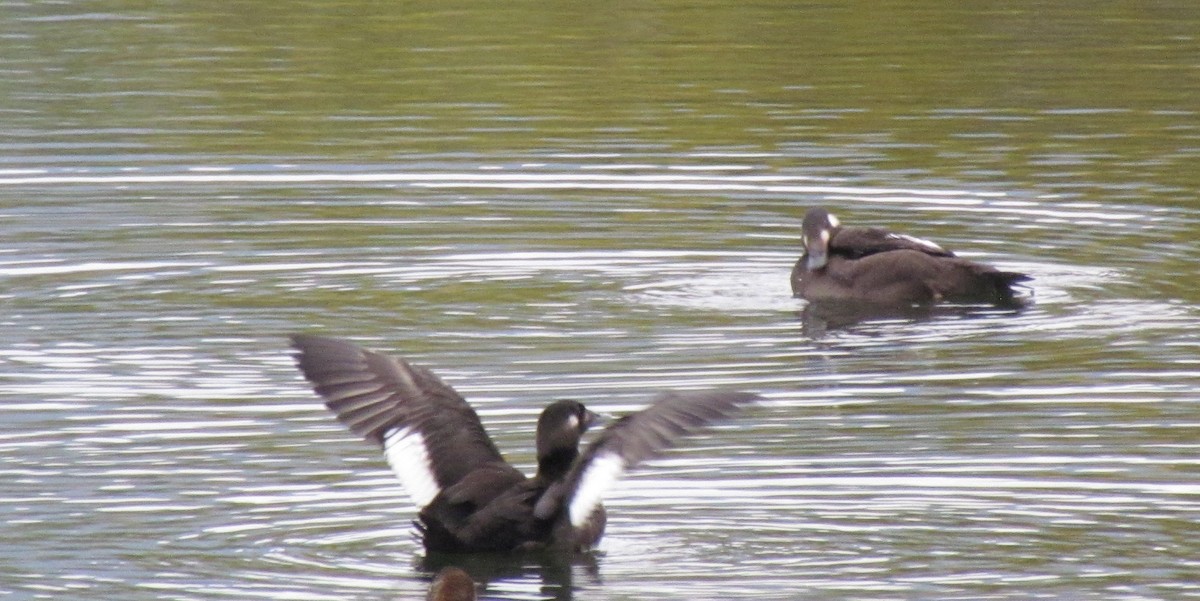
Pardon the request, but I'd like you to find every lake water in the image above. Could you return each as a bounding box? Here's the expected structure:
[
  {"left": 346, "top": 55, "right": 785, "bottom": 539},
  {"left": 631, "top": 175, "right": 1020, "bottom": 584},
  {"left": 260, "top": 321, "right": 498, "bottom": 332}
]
[{"left": 2, "top": 2, "right": 1198, "bottom": 600}]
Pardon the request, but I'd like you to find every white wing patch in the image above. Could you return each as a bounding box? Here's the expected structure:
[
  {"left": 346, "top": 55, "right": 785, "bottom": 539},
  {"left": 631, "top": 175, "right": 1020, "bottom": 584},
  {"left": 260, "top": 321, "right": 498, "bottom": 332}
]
[
  {"left": 382, "top": 426, "right": 440, "bottom": 509},
  {"left": 569, "top": 451, "right": 627, "bottom": 528},
  {"left": 887, "top": 233, "right": 945, "bottom": 253}
]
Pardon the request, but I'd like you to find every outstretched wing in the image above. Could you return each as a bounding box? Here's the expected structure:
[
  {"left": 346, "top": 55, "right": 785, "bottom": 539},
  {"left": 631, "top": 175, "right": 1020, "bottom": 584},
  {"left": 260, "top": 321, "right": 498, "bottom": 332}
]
[
  {"left": 562, "top": 390, "right": 761, "bottom": 529},
  {"left": 289, "top": 334, "right": 509, "bottom": 509},
  {"left": 832, "top": 226, "right": 954, "bottom": 259}
]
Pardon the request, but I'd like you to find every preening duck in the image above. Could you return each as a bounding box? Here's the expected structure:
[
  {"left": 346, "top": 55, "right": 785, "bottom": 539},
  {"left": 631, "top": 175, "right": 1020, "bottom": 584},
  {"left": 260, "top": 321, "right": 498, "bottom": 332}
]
[{"left": 791, "top": 207, "right": 1030, "bottom": 306}]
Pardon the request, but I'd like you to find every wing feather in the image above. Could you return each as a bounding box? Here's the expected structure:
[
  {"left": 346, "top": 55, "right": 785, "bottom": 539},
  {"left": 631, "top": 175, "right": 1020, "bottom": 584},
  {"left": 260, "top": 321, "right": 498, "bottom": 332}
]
[
  {"left": 831, "top": 226, "right": 955, "bottom": 259},
  {"left": 564, "top": 390, "right": 760, "bottom": 528},
  {"left": 290, "top": 334, "right": 510, "bottom": 508}
]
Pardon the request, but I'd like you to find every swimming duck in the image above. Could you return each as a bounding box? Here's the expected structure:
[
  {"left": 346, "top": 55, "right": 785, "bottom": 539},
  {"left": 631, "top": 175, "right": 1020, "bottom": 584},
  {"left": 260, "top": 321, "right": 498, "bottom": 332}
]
[
  {"left": 791, "top": 207, "right": 1029, "bottom": 306},
  {"left": 289, "top": 334, "right": 759, "bottom": 554}
]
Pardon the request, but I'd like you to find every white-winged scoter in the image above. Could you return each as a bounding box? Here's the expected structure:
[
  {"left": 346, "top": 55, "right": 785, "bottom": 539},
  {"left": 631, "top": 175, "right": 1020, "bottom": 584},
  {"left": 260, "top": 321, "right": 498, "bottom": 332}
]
[
  {"left": 791, "top": 207, "right": 1030, "bottom": 306},
  {"left": 289, "top": 334, "right": 760, "bottom": 554}
]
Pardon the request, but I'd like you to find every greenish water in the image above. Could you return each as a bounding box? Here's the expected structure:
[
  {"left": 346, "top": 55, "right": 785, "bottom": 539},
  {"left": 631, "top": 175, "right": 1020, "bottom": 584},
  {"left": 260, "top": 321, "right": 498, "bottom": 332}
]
[{"left": 2, "top": 2, "right": 1198, "bottom": 600}]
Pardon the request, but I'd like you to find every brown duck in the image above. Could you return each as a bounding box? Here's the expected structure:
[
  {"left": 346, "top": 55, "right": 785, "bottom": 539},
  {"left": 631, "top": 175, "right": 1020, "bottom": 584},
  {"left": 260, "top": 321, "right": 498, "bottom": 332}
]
[{"left": 791, "top": 207, "right": 1030, "bottom": 306}]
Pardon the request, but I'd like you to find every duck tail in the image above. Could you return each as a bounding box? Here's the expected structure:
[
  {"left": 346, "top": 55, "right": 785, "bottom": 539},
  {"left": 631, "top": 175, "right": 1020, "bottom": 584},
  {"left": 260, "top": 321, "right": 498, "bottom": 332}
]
[{"left": 992, "top": 271, "right": 1033, "bottom": 304}]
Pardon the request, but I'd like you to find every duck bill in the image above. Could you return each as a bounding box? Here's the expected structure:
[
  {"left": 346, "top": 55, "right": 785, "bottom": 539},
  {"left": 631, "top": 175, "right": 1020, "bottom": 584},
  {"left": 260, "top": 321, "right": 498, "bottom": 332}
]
[
  {"left": 584, "top": 409, "right": 604, "bottom": 431},
  {"left": 805, "top": 243, "right": 828, "bottom": 270}
]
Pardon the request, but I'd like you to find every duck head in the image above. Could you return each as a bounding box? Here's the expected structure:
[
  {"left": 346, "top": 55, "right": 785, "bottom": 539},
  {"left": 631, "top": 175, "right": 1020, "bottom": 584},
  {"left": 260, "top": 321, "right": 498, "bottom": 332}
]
[
  {"left": 427, "top": 567, "right": 476, "bottom": 601},
  {"left": 536, "top": 400, "right": 600, "bottom": 479},
  {"left": 802, "top": 207, "right": 840, "bottom": 270}
]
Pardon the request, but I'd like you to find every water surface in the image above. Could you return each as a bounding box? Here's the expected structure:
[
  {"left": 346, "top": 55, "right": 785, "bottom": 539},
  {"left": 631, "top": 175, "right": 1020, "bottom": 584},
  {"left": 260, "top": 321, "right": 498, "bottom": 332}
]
[{"left": 2, "top": 2, "right": 1198, "bottom": 600}]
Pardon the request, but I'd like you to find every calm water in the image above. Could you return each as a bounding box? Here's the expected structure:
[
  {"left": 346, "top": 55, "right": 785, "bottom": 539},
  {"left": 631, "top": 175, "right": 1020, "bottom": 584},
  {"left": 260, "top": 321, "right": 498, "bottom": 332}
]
[{"left": 2, "top": 2, "right": 1199, "bottom": 600}]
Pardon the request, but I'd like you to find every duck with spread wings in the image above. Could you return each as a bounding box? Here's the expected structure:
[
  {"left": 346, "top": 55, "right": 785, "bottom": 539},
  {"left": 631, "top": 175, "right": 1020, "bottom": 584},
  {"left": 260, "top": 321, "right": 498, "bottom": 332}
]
[{"left": 289, "top": 334, "right": 760, "bottom": 554}]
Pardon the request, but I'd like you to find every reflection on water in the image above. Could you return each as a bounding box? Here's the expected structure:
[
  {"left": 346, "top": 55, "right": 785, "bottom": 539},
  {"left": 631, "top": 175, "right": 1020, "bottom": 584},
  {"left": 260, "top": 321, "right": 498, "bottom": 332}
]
[
  {"left": 795, "top": 300, "right": 1032, "bottom": 338},
  {"left": 3, "top": 1, "right": 1200, "bottom": 600}
]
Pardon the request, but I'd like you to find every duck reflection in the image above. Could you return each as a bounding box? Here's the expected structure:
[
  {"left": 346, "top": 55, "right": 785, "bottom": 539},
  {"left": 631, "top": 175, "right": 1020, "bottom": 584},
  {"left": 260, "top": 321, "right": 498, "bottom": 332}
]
[{"left": 797, "top": 298, "right": 1029, "bottom": 337}]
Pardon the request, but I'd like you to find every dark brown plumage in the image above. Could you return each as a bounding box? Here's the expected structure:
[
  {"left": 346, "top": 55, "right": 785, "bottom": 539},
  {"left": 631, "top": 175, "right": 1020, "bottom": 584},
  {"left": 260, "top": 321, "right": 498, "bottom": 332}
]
[
  {"left": 289, "top": 334, "right": 760, "bottom": 554},
  {"left": 791, "top": 207, "right": 1030, "bottom": 306}
]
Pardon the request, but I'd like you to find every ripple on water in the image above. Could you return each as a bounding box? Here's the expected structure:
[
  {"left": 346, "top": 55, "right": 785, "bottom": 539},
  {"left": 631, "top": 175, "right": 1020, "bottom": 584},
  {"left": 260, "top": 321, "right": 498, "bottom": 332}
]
[{"left": 2, "top": 163, "right": 1198, "bottom": 600}]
